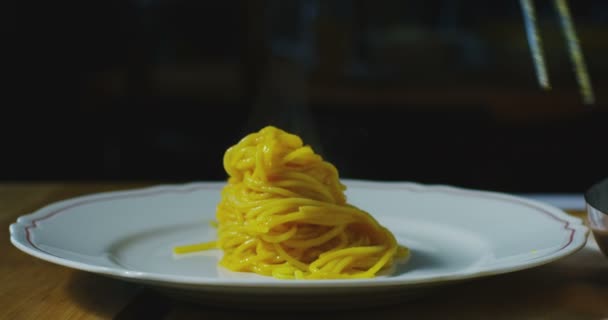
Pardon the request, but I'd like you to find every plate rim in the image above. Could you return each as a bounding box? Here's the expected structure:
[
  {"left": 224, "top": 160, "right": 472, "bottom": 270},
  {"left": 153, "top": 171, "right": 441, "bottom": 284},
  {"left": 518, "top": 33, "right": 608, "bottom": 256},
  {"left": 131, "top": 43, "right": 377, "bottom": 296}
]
[{"left": 9, "top": 180, "right": 589, "bottom": 289}]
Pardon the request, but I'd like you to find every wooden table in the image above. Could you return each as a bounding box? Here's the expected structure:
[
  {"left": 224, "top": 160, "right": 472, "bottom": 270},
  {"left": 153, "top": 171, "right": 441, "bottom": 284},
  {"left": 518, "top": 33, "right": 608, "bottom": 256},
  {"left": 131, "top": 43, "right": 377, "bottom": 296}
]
[{"left": 2, "top": 183, "right": 608, "bottom": 319}]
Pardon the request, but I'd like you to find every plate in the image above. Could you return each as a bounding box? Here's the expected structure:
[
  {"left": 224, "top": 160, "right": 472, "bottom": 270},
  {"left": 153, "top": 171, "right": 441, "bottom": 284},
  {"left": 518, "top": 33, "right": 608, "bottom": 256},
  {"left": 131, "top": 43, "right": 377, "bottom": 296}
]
[{"left": 10, "top": 180, "right": 588, "bottom": 308}]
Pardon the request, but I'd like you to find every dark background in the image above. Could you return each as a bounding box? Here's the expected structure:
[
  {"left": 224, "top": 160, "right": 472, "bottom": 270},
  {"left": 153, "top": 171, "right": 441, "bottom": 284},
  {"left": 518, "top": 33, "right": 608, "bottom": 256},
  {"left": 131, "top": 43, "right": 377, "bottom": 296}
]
[{"left": 4, "top": 0, "right": 608, "bottom": 193}]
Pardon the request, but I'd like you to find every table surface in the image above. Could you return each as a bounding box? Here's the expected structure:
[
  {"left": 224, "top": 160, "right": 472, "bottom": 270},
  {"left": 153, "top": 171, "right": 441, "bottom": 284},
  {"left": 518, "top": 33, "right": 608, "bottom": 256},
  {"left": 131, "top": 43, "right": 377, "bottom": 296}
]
[{"left": 2, "top": 183, "right": 608, "bottom": 319}]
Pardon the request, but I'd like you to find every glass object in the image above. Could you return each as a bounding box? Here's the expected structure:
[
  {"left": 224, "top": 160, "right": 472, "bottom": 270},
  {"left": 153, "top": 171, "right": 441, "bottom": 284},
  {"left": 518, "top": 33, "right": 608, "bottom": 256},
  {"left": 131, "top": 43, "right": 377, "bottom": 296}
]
[{"left": 585, "top": 177, "right": 608, "bottom": 257}]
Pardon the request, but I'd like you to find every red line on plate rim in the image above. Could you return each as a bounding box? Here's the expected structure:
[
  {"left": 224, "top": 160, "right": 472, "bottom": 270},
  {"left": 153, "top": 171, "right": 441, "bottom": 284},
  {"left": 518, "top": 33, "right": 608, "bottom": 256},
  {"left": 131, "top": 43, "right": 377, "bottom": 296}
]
[
  {"left": 22, "top": 182, "right": 579, "bottom": 261},
  {"left": 24, "top": 184, "right": 219, "bottom": 248},
  {"left": 347, "top": 181, "right": 578, "bottom": 251}
]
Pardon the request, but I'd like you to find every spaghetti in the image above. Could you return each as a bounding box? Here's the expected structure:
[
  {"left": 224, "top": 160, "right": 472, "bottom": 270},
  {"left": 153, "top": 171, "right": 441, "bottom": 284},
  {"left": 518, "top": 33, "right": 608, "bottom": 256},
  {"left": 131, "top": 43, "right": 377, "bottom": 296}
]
[{"left": 175, "top": 126, "right": 408, "bottom": 279}]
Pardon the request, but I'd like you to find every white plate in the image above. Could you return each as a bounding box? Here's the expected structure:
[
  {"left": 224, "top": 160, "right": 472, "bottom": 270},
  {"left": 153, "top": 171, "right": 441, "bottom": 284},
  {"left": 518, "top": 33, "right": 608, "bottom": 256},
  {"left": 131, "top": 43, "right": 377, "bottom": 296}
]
[{"left": 10, "top": 180, "right": 588, "bottom": 308}]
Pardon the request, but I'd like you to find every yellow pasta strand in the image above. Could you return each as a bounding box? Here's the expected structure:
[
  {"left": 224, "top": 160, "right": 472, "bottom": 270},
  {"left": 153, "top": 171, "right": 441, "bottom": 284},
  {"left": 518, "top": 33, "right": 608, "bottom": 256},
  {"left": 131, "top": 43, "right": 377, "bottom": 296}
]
[
  {"left": 176, "top": 126, "right": 409, "bottom": 279},
  {"left": 173, "top": 241, "right": 217, "bottom": 254}
]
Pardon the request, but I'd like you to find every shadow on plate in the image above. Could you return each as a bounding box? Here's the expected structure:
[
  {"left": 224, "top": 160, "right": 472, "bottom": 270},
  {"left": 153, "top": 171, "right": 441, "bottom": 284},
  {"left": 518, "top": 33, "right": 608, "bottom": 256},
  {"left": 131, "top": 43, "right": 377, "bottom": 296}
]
[{"left": 385, "top": 248, "right": 444, "bottom": 277}]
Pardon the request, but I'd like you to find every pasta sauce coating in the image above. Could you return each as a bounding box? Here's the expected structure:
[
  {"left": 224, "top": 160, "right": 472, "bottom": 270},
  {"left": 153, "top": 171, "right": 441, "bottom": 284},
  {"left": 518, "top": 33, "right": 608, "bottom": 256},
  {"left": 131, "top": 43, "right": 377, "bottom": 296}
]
[{"left": 212, "top": 126, "right": 408, "bottom": 279}]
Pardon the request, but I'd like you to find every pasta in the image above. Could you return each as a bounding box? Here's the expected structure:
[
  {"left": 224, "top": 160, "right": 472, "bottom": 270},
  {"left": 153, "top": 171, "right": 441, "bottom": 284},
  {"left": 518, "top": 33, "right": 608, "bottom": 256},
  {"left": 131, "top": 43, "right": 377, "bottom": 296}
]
[{"left": 175, "top": 126, "right": 408, "bottom": 279}]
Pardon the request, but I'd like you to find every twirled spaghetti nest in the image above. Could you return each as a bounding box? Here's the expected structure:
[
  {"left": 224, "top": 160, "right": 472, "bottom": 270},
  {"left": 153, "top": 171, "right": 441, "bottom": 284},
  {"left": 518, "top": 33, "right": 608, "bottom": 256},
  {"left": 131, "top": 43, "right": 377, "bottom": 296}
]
[{"left": 214, "top": 126, "right": 407, "bottom": 279}]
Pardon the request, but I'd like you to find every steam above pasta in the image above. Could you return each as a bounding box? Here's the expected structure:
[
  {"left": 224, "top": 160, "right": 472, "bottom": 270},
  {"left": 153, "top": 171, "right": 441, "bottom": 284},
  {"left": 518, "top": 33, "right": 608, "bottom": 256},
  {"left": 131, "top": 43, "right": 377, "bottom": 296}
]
[{"left": 176, "top": 126, "right": 408, "bottom": 279}]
